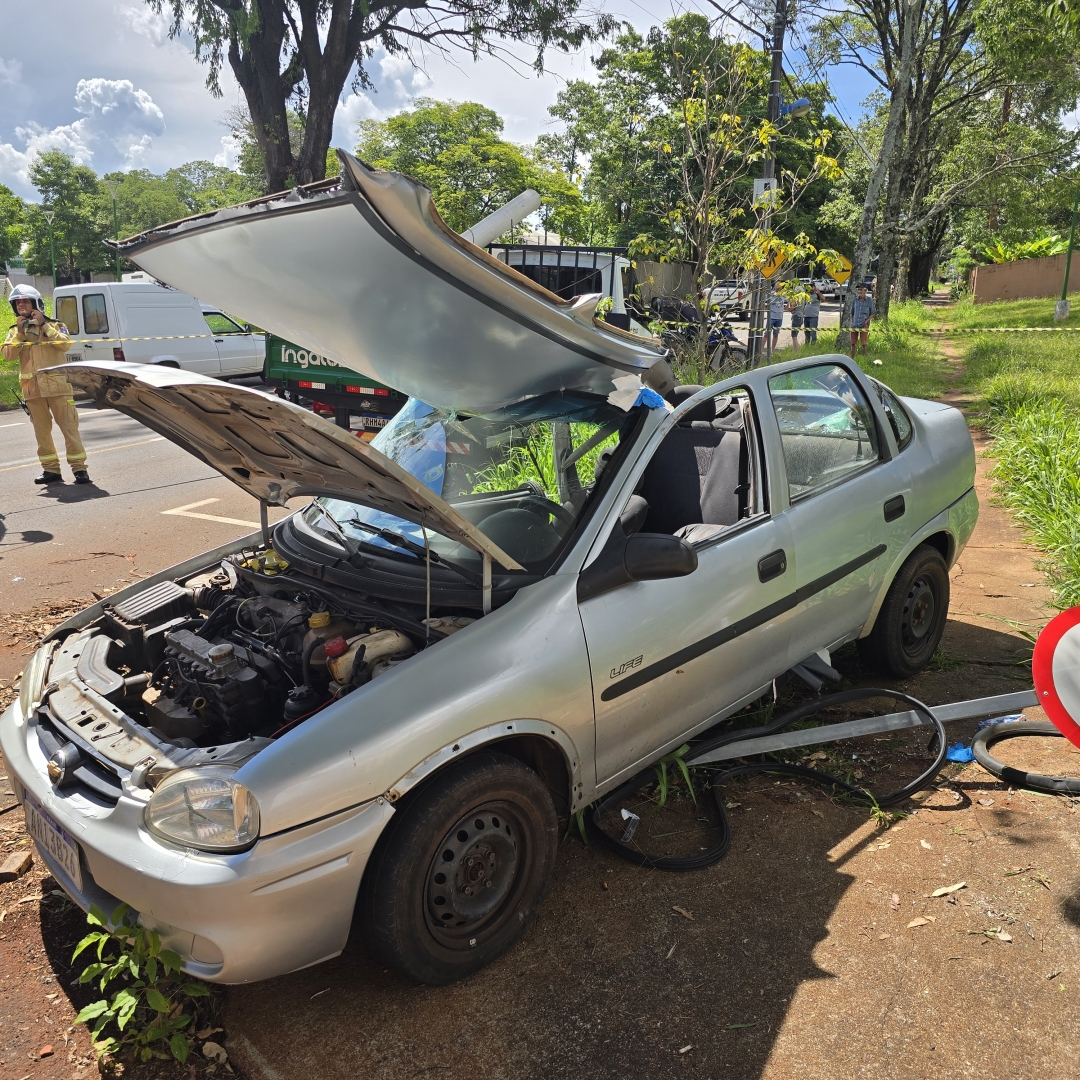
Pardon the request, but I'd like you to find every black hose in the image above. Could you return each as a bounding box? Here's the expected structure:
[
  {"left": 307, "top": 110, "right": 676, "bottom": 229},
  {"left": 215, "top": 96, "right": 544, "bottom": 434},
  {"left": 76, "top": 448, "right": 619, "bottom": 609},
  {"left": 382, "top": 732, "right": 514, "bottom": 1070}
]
[
  {"left": 971, "top": 720, "right": 1080, "bottom": 795},
  {"left": 590, "top": 688, "right": 947, "bottom": 872}
]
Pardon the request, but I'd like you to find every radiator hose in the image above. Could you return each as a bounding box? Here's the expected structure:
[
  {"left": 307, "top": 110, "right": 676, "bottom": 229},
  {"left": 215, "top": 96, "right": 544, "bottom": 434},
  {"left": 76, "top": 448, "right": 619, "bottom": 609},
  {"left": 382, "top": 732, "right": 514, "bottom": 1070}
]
[
  {"left": 590, "top": 688, "right": 947, "bottom": 872},
  {"left": 970, "top": 720, "right": 1080, "bottom": 795}
]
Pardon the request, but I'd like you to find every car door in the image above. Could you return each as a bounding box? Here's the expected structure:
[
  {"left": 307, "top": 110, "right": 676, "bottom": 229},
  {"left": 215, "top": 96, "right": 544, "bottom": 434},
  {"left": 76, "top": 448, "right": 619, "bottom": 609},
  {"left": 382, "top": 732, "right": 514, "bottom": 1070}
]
[
  {"left": 75, "top": 290, "right": 114, "bottom": 364},
  {"left": 203, "top": 310, "right": 260, "bottom": 375},
  {"left": 765, "top": 361, "right": 911, "bottom": 663},
  {"left": 578, "top": 387, "right": 795, "bottom": 787}
]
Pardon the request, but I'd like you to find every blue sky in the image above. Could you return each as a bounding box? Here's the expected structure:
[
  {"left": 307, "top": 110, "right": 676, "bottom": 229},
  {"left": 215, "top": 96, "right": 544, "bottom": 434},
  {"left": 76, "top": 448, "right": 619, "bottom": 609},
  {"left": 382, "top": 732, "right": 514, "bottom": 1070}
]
[{"left": 0, "top": 0, "right": 878, "bottom": 202}]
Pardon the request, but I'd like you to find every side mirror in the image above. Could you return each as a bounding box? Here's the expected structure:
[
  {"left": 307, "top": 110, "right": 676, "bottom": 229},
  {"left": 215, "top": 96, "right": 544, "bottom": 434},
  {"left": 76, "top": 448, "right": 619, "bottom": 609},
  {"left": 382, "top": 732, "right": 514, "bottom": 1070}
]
[{"left": 578, "top": 531, "right": 698, "bottom": 602}]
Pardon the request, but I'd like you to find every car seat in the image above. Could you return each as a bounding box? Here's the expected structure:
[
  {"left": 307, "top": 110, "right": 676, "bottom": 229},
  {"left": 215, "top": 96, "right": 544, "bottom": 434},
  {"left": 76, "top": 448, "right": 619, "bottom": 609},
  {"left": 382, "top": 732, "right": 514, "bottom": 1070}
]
[{"left": 637, "top": 386, "right": 748, "bottom": 539}]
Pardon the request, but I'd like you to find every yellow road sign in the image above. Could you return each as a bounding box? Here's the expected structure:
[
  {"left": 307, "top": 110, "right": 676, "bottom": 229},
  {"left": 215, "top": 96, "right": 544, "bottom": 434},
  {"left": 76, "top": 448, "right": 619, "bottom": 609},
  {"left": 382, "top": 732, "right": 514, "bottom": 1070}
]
[
  {"left": 828, "top": 255, "right": 852, "bottom": 285},
  {"left": 760, "top": 251, "right": 786, "bottom": 279}
]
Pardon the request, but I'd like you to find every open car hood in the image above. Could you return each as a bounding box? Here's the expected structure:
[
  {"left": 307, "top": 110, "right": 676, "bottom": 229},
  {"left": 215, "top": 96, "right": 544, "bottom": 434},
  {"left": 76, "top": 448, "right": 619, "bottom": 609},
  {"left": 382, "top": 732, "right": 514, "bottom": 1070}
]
[
  {"left": 60, "top": 362, "right": 524, "bottom": 570},
  {"left": 111, "top": 151, "right": 671, "bottom": 414}
]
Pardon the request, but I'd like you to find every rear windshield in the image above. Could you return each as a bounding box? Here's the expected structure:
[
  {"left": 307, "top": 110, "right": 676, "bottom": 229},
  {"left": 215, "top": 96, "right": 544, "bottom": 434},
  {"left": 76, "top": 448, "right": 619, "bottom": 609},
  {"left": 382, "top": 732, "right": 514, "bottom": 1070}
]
[
  {"left": 55, "top": 295, "right": 78, "bottom": 335},
  {"left": 310, "top": 394, "right": 639, "bottom": 570}
]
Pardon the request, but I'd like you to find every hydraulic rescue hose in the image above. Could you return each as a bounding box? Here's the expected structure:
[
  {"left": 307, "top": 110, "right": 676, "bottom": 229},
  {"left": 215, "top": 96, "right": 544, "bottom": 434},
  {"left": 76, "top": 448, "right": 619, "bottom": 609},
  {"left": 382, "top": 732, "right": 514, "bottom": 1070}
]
[
  {"left": 590, "top": 688, "right": 947, "bottom": 872},
  {"left": 970, "top": 720, "right": 1080, "bottom": 795}
]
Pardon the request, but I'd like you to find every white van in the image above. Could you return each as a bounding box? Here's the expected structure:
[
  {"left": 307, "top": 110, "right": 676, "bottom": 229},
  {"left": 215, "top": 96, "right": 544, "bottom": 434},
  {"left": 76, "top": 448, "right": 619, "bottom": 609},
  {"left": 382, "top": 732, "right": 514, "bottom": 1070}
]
[{"left": 53, "top": 282, "right": 264, "bottom": 377}]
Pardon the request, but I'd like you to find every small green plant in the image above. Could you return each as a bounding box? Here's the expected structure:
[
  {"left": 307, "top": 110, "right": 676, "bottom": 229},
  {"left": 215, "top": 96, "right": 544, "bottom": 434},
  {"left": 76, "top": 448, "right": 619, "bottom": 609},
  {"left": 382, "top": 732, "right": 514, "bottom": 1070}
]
[
  {"left": 653, "top": 744, "right": 696, "bottom": 808},
  {"left": 73, "top": 903, "right": 210, "bottom": 1065},
  {"left": 864, "top": 791, "right": 907, "bottom": 828}
]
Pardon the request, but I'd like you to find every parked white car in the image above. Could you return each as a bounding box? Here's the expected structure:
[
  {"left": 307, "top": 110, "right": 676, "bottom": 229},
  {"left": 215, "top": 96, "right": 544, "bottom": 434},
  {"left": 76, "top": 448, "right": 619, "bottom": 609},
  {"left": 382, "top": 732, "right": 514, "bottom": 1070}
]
[
  {"left": 703, "top": 279, "right": 749, "bottom": 319},
  {"left": 53, "top": 282, "right": 263, "bottom": 377}
]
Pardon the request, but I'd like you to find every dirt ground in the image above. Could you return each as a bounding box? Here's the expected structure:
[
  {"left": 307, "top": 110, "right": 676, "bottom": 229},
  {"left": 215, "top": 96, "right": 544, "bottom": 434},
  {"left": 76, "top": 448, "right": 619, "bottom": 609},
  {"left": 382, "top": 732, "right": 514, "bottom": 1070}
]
[{"left": 2, "top": 401, "right": 1079, "bottom": 1080}]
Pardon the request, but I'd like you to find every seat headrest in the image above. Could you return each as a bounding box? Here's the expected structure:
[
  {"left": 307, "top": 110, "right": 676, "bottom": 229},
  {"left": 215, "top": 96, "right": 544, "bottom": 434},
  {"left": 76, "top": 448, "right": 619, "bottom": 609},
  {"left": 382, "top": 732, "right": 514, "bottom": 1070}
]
[{"left": 666, "top": 384, "right": 715, "bottom": 424}]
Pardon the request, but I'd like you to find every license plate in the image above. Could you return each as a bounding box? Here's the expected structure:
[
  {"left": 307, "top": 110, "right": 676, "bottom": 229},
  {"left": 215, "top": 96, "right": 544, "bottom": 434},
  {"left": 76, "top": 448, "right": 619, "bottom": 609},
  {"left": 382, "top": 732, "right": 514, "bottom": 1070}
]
[{"left": 24, "top": 792, "right": 83, "bottom": 893}]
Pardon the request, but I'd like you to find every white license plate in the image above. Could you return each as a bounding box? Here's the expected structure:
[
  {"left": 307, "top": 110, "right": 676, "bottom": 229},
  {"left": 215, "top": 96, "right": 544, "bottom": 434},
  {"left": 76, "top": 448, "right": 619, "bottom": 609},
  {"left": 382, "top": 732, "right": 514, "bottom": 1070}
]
[{"left": 24, "top": 792, "right": 83, "bottom": 893}]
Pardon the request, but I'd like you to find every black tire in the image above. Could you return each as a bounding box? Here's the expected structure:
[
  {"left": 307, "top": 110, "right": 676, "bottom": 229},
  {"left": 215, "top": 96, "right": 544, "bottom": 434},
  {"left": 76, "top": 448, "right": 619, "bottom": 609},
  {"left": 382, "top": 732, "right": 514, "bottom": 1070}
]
[
  {"left": 858, "top": 544, "right": 950, "bottom": 678},
  {"left": 358, "top": 751, "right": 559, "bottom": 984}
]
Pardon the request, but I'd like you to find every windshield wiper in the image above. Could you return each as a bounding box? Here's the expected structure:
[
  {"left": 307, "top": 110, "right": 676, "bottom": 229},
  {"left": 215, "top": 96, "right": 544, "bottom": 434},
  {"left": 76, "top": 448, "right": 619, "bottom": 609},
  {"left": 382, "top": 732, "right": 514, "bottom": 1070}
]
[
  {"left": 311, "top": 504, "right": 365, "bottom": 559},
  {"left": 342, "top": 517, "right": 484, "bottom": 588}
]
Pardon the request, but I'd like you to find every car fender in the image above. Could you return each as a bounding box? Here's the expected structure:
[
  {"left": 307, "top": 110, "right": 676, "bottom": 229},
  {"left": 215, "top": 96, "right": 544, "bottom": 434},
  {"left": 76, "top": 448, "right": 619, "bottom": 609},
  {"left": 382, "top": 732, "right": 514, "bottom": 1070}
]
[
  {"left": 237, "top": 574, "right": 596, "bottom": 836},
  {"left": 383, "top": 718, "right": 582, "bottom": 805}
]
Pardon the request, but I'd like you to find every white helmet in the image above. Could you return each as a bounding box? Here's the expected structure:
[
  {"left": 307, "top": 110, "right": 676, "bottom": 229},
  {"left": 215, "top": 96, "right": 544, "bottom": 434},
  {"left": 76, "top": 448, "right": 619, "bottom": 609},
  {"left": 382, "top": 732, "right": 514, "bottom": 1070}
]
[{"left": 8, "top": 283, "right": 44, "bottom": 315}]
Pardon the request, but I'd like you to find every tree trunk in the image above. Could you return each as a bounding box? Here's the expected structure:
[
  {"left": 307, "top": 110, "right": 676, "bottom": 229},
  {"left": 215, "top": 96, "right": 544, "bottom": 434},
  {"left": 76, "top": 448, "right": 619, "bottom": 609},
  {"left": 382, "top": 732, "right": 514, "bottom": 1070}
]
[
  {"left": 226, "top": 7, "right": 296, "bottom": 193},
  {"left": 875, "top": 135, "right": 909, "bottom": 320},
  {"left": 839, "top": 0, "right": 918, "bottom": 345}
]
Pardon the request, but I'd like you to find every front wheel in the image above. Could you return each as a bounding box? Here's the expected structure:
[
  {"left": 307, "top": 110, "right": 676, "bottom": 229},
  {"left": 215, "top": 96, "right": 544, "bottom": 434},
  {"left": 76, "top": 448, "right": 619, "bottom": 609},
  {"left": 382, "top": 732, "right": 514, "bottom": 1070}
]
[
  {"left": 857, "top": 544, "right": 950, "bottom": 677},
  {"left": 358, "top": 751, "right": 559, "bottom": 984}
]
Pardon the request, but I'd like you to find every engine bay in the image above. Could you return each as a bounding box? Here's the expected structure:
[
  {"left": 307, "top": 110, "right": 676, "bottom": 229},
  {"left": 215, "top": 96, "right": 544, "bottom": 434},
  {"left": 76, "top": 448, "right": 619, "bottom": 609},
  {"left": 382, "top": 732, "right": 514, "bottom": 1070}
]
[{"left": 41, "top": 546, "right": 476, "bottom": 790}]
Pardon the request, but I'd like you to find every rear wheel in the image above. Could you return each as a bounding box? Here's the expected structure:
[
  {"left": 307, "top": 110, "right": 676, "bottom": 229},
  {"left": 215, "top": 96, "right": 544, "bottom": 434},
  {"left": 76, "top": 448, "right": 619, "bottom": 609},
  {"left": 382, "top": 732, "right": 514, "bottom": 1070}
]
[
  {"left": 858, "top": 544, "right": 950, "bottom": 677},
  {"left": 358, "top": 751, "right": 559, "bottom": 984}
]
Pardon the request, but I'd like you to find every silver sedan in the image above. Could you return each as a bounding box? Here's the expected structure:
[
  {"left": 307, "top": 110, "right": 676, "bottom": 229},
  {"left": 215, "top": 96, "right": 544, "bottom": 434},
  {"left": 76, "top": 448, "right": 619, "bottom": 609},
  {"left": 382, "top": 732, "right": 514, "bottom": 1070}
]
[{"left": 1, "top": 156, "right": 976, "bottom": 986}]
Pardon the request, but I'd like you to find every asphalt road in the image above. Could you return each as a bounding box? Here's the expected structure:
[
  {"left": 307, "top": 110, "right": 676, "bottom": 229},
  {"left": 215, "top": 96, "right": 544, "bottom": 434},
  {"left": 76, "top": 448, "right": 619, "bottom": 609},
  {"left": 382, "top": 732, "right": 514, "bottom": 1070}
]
[{"left": 0, "top": 399, "right": 289, "bottom": 613}]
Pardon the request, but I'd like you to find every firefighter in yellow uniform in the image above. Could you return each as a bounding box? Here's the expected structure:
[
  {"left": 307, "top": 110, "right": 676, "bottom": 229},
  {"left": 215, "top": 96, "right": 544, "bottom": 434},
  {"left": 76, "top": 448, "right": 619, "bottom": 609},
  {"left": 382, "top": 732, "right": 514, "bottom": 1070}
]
[{"left": 2, "top": 284, "right": 90, "bottom": 485}]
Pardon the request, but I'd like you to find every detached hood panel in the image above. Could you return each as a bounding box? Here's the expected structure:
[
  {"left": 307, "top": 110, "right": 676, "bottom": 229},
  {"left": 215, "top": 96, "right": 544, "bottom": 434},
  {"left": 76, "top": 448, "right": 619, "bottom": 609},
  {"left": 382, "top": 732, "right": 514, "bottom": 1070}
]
[
  {"left": 113, "top": 152, "right": 670, "bottom": 414},
  {"left": 60, "top": 362, "right": 523, "bottom": 570}
]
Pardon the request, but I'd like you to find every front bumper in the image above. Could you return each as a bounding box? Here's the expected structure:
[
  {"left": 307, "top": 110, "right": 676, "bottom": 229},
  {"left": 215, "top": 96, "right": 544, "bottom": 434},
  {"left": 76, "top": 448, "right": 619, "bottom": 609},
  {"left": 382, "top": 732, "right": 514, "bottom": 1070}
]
[{"left": 0, "top": 696, "right": 394, "bottom": 984}]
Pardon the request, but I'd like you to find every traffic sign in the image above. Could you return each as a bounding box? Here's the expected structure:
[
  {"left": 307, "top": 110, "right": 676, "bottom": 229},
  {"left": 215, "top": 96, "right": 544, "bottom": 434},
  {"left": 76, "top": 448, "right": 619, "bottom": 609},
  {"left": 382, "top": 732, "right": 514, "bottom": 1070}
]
[
  {"left": 1032, "top": 606, "right": 1080, "bottom": 748},
  {"left": 827, "top": 255, "right": 852, "bottom": 286},
  {"left": 760, "top": 250, "right": 786, "bottom": 279}
]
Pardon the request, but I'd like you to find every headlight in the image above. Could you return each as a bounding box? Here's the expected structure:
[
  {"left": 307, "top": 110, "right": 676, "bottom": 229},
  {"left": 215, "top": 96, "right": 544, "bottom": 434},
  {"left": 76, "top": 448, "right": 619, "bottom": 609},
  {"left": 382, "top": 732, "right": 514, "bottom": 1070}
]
[
  {"left": 18, "top": 642, "right": 55, "bottom": 721},
  {"left": 145, "top": 767, "right": 260, "bottom": 853}
]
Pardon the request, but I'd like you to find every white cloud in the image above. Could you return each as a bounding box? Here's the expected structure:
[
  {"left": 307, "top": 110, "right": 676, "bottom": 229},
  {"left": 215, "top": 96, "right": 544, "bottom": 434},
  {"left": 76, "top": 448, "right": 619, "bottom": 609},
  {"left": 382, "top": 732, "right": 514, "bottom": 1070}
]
[
  {"left": 0, "top": 57, "right": 22, "bottom": 86},
  {"left": 378, "top": 54, "right": 434, "bottom": 106},
  {"left": 125, "top": 4, "right": 171, "bottom": 46},
  {"left": 213, "top": 133, "right": 243, "bottom": 169},
  {"left": 0, "top": 77, "right": 165, "bottom": 192}
]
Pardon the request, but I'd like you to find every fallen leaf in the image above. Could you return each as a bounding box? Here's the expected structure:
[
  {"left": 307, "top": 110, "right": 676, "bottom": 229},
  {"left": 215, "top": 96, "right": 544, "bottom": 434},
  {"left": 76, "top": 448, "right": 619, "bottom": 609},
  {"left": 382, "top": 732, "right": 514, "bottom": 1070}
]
[
  {"left": 889, "top": 893, "right": 901, "bottom": 911},
  {"left": 666, "top": 943, "right": 677, "bottom": 960},
  {"left": 672, "top": 905, "right": 694, "bottom": 920},
  {"left": 978, "top": 798, "right": 995, "bottom": 807},
  {"left": 725, "top": 801, "right": 741, "bottom": 809},
  {"left": 1047, "top": 970, "right": 1062, "bottom": 980},
  {"left": 997, "top": 931, "right": 1013, "bottom": 943},
  {"left": 878, "top": 932, "right": 889, "bottom": 940},
  {"left": 17, "top": 895, "right": 42, "bottom": 905},
  {"left": 678, "top": 1045, "right": 693, "bottom": 1055},
  {"left": 924, "top": 914, "right": 937, "bottom": 922},
  {"left": 920, "top": 839, "right": 933, "bottom": 850},
  {"left": 810, "top": 809, "right": 824, "bottom": 819},
  {"left": 931, "top": 882, "right": 967, "bottom": 897},
  {"left": 203, "top": 1041, "right": 228, "bottom": 1064},
  {"left": 907, "top": 917, "right": 929, "bottom": 928}
]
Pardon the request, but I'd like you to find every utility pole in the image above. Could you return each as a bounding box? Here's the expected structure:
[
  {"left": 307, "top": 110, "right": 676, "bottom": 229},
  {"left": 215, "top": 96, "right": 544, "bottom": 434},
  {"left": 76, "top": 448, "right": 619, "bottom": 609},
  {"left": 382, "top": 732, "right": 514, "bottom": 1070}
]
[
  {"left": 42, "top": 209, "right": 56, "bottom": 293},
  {"left": 1055, "top": 185, "right": 1079, "bottom": 321},
  {"left": 747, "top": 0, "right": 788, "bottom": 366},
  {"left": 103, "top": 179, "right": 122, "bottom": 281}
]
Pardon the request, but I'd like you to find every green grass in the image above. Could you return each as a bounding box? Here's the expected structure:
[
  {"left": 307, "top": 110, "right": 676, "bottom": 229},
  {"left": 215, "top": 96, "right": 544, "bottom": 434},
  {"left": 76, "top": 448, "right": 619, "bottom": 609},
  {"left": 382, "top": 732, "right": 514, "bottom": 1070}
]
[
  {"left": 771, "top": 299, "right": 953, "bottom": 400},
  {"left": 945, "top": 291, "right": 1080, "bottom": 330},
  {"left": 945, "top": 294, "right": 1080, "bottom": 608}
]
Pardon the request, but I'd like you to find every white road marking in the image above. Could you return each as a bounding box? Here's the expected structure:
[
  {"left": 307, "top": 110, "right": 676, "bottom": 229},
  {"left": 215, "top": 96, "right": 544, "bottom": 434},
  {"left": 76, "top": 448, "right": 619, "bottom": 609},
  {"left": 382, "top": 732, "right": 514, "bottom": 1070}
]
[
  {"left": 162, "top": 498, "right": 260, "bottom": 528},
  {"left": 0, "top": 436, "right": 164, "bottom": 472},
  {"left": 0, "top": 422, "right": 25, "bottom": 429}
]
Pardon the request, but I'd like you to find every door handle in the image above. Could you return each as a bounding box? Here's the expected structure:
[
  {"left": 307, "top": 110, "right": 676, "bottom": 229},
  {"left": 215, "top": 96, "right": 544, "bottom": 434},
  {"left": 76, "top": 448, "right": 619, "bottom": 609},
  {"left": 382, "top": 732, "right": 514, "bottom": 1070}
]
[
  {"left": 757, "top": 548, "right": 787, "bottom": 582},
  {"left": 84, "top": 342, "right": 93, "bottom": 348},
  {"left": 884, "top": 495, "right": 906, "bottom": 522},
  {"left": 214, "top": 338, "right": 224, "bottom": 343}
]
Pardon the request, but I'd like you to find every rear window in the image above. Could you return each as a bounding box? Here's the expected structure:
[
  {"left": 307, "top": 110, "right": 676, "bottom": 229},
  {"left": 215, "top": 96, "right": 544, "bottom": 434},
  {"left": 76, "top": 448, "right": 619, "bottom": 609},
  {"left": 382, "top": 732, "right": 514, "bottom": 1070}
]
[
  {"left": 55, "top": 295, "right": 78, "bottom": 335},
  {"left": 82, "top": 294, "right": 109, "bottom": 335}
]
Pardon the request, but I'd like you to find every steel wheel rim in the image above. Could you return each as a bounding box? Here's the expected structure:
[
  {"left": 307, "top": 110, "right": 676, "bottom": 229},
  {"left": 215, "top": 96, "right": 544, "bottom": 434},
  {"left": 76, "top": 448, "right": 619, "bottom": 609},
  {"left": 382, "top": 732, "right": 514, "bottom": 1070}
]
[
  {"left": 424, "top": 800, "right": 528, "bottom": 950},
  {"left": 901, "top": 574, "right": 937, "bottom": 655}
]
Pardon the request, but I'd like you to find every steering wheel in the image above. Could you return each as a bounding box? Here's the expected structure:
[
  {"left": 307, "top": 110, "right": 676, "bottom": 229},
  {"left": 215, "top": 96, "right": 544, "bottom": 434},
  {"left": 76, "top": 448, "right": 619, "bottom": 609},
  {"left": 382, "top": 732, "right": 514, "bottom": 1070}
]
[{"left": 518, "top": 494, "right": 577, "bottom": 529}]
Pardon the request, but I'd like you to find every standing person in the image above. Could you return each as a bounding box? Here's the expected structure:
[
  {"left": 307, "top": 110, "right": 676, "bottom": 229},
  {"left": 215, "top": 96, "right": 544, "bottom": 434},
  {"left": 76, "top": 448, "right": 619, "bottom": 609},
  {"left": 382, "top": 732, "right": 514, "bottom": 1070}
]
[
  {"left": 2, "top": 285, "right": 90, "bottom": 485},
  {"left": 768, "top": 289, "right": 785, "bottom": 352},
  {"left": 789, "top": 294, "right": 803, "bottom": 349},
  {"left": 849, "top": 282, "right": 876, "bottom": 359},
  {"left": 801, "top": 282, "right": 824, "bottom": 344}
]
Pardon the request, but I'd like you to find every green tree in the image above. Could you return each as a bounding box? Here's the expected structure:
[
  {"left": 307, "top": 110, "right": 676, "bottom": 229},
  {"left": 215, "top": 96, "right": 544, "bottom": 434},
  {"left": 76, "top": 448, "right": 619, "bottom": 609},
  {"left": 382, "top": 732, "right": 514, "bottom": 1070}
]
[
  {"left": 24, "top": 151, "right": 110, "bottom": 280},
  {"left": 163, "top": 160, "right": 262, "bottom": 214},
  {"left": 0, "top": 184, "right": 25, "bottom": 265},
  {"left": 356, "top": 98, "right": 576, "bottom": 233},
  {"left": 150, "top": 0, "right": 614, "bottom": 193}
]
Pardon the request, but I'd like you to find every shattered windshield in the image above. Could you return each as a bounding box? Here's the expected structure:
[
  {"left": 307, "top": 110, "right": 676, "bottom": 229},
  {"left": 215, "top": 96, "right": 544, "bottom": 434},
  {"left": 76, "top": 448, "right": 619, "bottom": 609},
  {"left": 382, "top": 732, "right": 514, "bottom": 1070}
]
[{"left": 305, "top": 394, "right": 637, "bottom": 569}]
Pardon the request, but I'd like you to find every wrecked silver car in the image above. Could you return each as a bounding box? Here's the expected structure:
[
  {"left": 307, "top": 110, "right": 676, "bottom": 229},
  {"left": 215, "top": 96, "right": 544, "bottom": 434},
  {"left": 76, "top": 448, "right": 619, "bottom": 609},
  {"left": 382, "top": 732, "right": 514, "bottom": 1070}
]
[{"left": 1, "top": 155, "right": 977, "bottom": 986}]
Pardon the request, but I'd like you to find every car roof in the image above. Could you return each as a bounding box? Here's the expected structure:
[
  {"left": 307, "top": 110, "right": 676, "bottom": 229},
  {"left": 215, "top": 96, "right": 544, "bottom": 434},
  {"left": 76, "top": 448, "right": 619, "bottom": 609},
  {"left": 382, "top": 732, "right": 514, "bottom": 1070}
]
[{"left": 111, "top": 151, "right": 673, "bottom": 414}]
